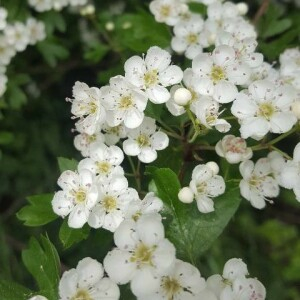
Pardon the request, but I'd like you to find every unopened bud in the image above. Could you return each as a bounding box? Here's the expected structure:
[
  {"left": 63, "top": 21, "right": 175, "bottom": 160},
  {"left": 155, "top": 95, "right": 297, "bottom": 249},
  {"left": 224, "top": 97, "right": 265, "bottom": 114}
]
[
  {"left": 174, "top": 87, "right": 192, "bottom": 106},
  {"left": 292, "top": 101, "right": 300, "bottom": 119},
  {"left": 237, "top": 2, "right": 248, "bottom": 15},
  {"left": 206, "top": 161, "right": 219, "bottom": 175},
  {"left": 105, "top": 21, "right": 115, "bottom": 31},
  {"left": 178, "top": 187, "right": 194, "bottom": 203}
]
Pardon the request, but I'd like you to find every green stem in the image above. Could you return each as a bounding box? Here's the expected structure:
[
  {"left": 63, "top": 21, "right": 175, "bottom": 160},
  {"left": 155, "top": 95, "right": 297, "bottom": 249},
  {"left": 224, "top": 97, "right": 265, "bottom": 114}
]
[
  {"left": 127, "top": 156, "right": 142, "bottom": 192},
  {"left": 268, "top": 126, "right": 298, "bottom": 145},
  {"left": 270, "top": 145, "right": 292, "bottom": 160}
]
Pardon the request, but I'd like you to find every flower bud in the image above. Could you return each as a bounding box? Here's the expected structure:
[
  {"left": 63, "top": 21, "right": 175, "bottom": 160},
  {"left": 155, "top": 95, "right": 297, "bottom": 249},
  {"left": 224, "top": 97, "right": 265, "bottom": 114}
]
[
  {"left": 178, "top": 187, "right": 194, "bottom": 203},
  {"left": 292, "top": 101, "right": 300, "bottom": 119},
  {"left": 105, "top": 21, "right": 115, "bottom": 31},
  {"left": 237, "top": 2, "right": 248, "bottom": 15},
  {"left": 206, "top": 161, "right": 219, "bottom": 175},
  {"left": 173, "top": 87, "right": 192, "bottom": 106}
]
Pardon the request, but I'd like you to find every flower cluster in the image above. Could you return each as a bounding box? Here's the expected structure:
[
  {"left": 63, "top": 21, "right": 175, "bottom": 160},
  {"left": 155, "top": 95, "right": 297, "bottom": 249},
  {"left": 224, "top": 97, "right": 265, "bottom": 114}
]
[
  {"left": 0, "top": 6, "right": 46, "bottom": 96},
  {"left": 28, "top": 0, "right": 89, "bottom": 12}
]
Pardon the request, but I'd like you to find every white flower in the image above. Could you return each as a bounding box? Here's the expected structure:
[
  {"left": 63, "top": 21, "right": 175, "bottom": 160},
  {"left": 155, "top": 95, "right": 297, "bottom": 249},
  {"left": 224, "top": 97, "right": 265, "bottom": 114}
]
[
  {"left": 59, "top": 257, "right": 120, "bottom": 300},
  {"left": 239, "top": 159, "right": 280, "bottom": 209},
  {"left": 52, "top": 169, "right": 98, "bottom": 228},
  {"left": 192, "top": 45, "right": 250, "bottom": 103},
  {"left": 125, "top": 192, "right": 164, "bottom": 221},
  {"left": 192, "top": 96, "right": 231, "bottom": 133},
  {"left": 69, "top": 0, "right": 88, "bottom": 6},
  {"left": 123, "top": 117, "right": 169, "bottom": 163},
  {"left": 26, "top": 18, "right": 46, "bottom": 45},
  {"left": 0, "top": 8, "right": 7, "bottom": 30},
  {"left": 28, "top": 0, "right": 52, "bottom": 12},
  {"left": 70, "top": 81, "right": 106, "bottom": 135},
  {"left": 137, "top": 259, "right": 206, "bottom": 300},
  {"left": 221, "top": 277, "right": 266, "bottom": 300},
  {"left": 187, "top": 163, "right": 225, "bottom": 213},
  {"left": 88, "top": 176, "right": 139, "bottom": 232},
  {"left": 222, "top": 258, "right": 248, "bottom": 281},
  {"left": 171, "top": 15, "right": 205, "bottom": 59},
  {"left": 74, "top": 131, "right": 105, "bottom": 157},
  {"left": 215, "top": 135, "right": 253, "bottom": 164},
  {"left": 124, "top": 46, "right": 183, "bottom": 104},
  {"left": 28, "top": 296, "right": 48, "bottom": 300},
  {"left": 101, "top": 75, "right": 148, "bottom": 128},
  {"left": 196, "top": 288, "right": 218, "bottom": 300},
  {"left": 267, "top": 151, "right": 287, "bottom": 186},
  {"left": 231, "top": 80, "right": 298, "bottom": 140},
  {"left": 102, "top": 122, "right": 127, "bottom": 145},
  {"left": 245, "top": 62, "right": 279, "bottom": 86},
  {"left": 104, "top": 213, "right": 176, "bottom": 297},
  {"left": 4, "top": 22, "right": 30, "bottom": 52},
  {"left": 149, "top": 0, "right": 189, "bottom": 26},
  {"left": 0, "top": 35, "right": 16, "bottom": 66},
  {"left": 0, "top": 73, "right": 7, "bottom": 97},
  {"left": 78, "top": 142, "right": 124, "bottom": 180},
  {"left": 280, "top": 142, "right": 300, "bottom": 201}
]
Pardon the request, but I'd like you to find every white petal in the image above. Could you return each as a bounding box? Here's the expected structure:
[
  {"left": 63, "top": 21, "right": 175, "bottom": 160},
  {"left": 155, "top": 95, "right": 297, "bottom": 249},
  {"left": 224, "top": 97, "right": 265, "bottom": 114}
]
[
  {"left": 138, "top": 147, "right": 158, "bottom": 163},
  {"left": 196, "top": 195, "right": 215, "bottom": 213},
  {"left": 226, "top": 63, "right": 250, "bottom": 85},
  {"left": 151, "top": 132, "right": 169, "bottom": 150},
  {"left": 223, "top": 258, "right": 248, "bottom": 281},
  {"left": 68, "top": 205, "right": 89, "bottom": 228},
  {"left": 52, "top": 191, "right": 74, "bottom": 217},
  {"left": 124, "top": 109, "right": 144, "bottom": 129},
  {"left": 114, "top": 219, "right": 138, "bottom": 250},
  {"left": 92, "top": 278, "right": 120, "bottom": 299},
  {"left": 123, "top": 139, "right": 141, "bottom": 156},
  {"left": 213, "top": 45, "right": 236, "bottom": 66},
  {"left": 103, "top": 249, "right": 136, "bottom": 284},
  {"left": 159, "top": 65, "right": 183, "bottom": 86},
  {"left": 57, "top": 170, "right": 79, "bottom": 190},
  {"left": 146, "top": 85, "right": 170, "bottom": 104},
  {"left": 270, "top": 112, "right": 297, "bottom": 134},
  {"left": 171, "top": 36, "right": 188, "bottom": 53},
  {"left": 88, "top": 205, "right": 106, "bottom": 229},
  {"left": 213, "top": 80, "right": 238, "bottom": 103},
  {"left": 145, "top": 46, "right": 171, "bottom": 72}
]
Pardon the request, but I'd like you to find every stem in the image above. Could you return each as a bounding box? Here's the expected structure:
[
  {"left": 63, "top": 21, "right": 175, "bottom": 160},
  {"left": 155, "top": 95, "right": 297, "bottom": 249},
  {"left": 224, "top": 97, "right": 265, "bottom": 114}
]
[
  {"left": 270, "top": 145, "right": 292, "bottom": 160},
  {"left": 127, "top": 156, "right": 141, "bottom": 192},
  {"left": 253, "top": 0, "right": 270, "bottom": 25},
  {"left": 188, "top": 130, "right": 199, "bottom": 143}
]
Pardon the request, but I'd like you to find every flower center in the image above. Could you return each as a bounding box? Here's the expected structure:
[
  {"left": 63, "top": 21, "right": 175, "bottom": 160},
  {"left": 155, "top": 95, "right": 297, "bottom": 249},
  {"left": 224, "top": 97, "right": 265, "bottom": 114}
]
[
  {"left": 71, "top": 289, "right": 92, "bottom": 300},
  {"left": 161, "top": 277, "right": 182, "bottom": 299},
  {"left": 249, "top": 175, "right": 262, "bottom": 188},
  {"left": 226, "top": 138, "right": 246, "bottom": 154},
  {"left": 96, "top": 161, "right": 111, "bottom": 174},
  {"left": 257, "top": 102, "right": 275, "bottom": 120},
  {"left": 160, "top": 5, "right": 170, "bottom": 18},
  {"left": 187, "top": 33, "right": 198, "bottom": 45},
  {"left": 119, "top": 95, "right": 133, "bottom": 109},
  {"left": 130, "top": 243, "right": 155, "bottom": 266},
  {"left": 102, "top": 195, "right": 117, "bottom": 212},
  {"left": 196, "top": 182, "right": 207, "bottom": 194},
  {"left": 106, "top": 125, "right": 121, "bottom": 135},
  {"left": 210, "top": 65, "right": 226, "bottom": 84},
  {"left": 132, "top": 211, "right": 142, "bottom": 222},
  {"left": 137, "top": 134, "right": 150, "bottom": 147},
  {"left": 87, "top": 134, "right": 96, "bottom": 143},
  {"left": 88, "top": 101, "right": 98, "bottom": 114},
  {"left": 144, "top": 69, "right": 158, "bottom": 88},
  {"left": 74, "top": 188, "right": 87, "bottom": 204}
]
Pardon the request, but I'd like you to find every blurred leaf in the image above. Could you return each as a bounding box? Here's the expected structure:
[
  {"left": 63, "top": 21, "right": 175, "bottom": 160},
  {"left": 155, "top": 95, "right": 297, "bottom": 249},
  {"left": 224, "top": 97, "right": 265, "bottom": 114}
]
[
  {"left": 84, "top": 41, "right": 109, "bottom": 63},
  {"left": 17, "top": 194, "right": 57, "bottom": 226},
  {"left": 57, "top": 157, "right": 78, "bottom": 172},
  {"left": 0, "top": 132, "right": 14, "bottom": 145},
  {"left": 0, "top": 280, "right": 32, "bottom": 300},
  {"left": 37, "top": 40, "right": 69, "bottom": 67},
  {"left": 41, "top": 11, "right": 66, "bottom": 35},
  {"left": 144, "top": 102, "right": 163, "bottom": 120},
  {"left": 6, "top": 83, "right": 27, "bottom": 109},
  {"left": 115, "top": 12, "right": 171, "bottom": 52},
  {"left": 147, "top": 167, "right": 241, "bottom": 265},
  {"left": 262, "top": 19, "right": 292, "bottom": 39},
  {"left": 59, "top": 219, "right": 90, "bottom": 249},
  {"left": 22, "top": 236, "right": 60, "bottom": 300},
  {"left": 188, "top": 2, "right": 207, "bottom": 14}
]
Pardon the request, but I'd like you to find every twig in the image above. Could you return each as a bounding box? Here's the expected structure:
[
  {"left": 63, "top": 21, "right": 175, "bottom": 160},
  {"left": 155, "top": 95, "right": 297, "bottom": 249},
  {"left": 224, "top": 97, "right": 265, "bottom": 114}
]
[{"left": 253, "top": 0, "right": 271, "bottom": 25}]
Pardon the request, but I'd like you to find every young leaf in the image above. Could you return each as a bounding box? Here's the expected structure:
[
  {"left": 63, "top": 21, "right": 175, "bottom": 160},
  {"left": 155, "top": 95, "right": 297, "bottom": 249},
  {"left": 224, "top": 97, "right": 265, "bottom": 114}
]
[
  {"left": 57, "top": 157, "right": 78, "bottom": 172},
  {"left": 59, "top": 219, "right": 90, "bottom": 249},
  {"left": 22, "top": 236, "right": 60, "bottom": 300},
  {"left": 17, "top": 194, "right": 57, "bottom": 226},
  {"left": 147, "top": 167, "right": 241, "bottom": 266},
  {"left": 0, "top": 280, "right": 33, "bottom": 300}
]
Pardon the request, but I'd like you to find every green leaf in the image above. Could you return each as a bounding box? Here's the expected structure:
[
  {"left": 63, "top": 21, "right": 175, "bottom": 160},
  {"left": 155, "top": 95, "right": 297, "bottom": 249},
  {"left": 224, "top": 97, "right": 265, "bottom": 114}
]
[
  {"left": 41, "top": 11, "right": 66, "bottom": 35},
  {"left": 59, "top": 218, "right": 90, "bottom": 249},
  {"left": 37, "top": 40, "right": 69, "bottom": 67},
  {"left": 22, "top": 236, "right": 60, "bottom": 300},
  {"left": 57, "top": 157, "right": 78, "bottom": 172},
  {"left": 188, "top": 2, "right": 207, "bottom": 14},
  {"left": 147, "top": 167, "right": 241, "bottom": 265},
  {"left": 16, "top": 194, "right": 57, "bottom": 226},
  {"left": 262, "top": 19, "right": 292, "bottom": 39},
  {"left": 0, "top": 280, "right": 33, "bottom": 300},
  {"left": 84, "top": 41, "right": 109, "bottom": 63},
  {"left": 0, "top": 131, "right": 14, "bottom": 145}
]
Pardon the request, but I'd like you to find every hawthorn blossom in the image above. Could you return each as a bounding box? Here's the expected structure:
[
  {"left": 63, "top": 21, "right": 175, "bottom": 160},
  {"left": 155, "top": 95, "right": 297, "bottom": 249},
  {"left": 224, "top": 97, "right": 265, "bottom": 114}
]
[
  {"left": 180, "top": 163, "right": 225, "bottom": 213},
  {"left": 78, "top": 142, "right": 124, "bottom": 180},
  {"left": 239, "top": 158, "right": 279, "bottom": 209},
  {"left": 123, "top": 117, "right": 169, "bottom": 163},
  {"left": 124, "top": 46, "right": 183, "bottom": 104},
  {"left": 171, "top": 15, "right": 206, "bottom": 59},
  {"left": 101, "top": 75, "right": 148, "bottom": 128},
  {"left": 88, "top": 176, "right": 139, "bottom": 232},
  {"left": 149, "top": 0, "right": 189, "bottom": 26},
  {"left": 0, "top": 7, "right": 7, "bottom": 30},
  {"left": 102, "top": 122, "right": 127, "bottom": 145},
  {"left": 280, "top": 142, "right": 300, "bottom": 201},
  {"left": 52, "top": 169, "right": 98, "bottom": 228},
  {"left": 192, "top": 45, "right": 250, "bottom": 103},
  {"left": 192, "top": 96, "right": 231, "bottom": 133},
  {"left": 125, "top": 192, "right": 164, "bottom": 221},
  {"left": 28, "top": 296, "right": 48, "bottom": 300},
  {"left": 59, "top": 257, "right": 120, "bottom": 300},
  {"left": 26, "top": 18, "right": 46, "bottom": 45},
  {"left": 70, "top": 81, "right": 106, "bottom": 135},
  {"left": 231, "top": 80, "right": 297, "bottom": 140},
  {"left": 74, "top": 131, "right": 105, "bottom": 157},
  {"left": 4, "top": 22, "right": 30, "bottom": 52},
  {"left": 215, "top": 135, "right": 253, "bottom": 164},
  {"left": 28, "top": 0, "right": 52, "bottom": 12},
  {"left": 138, "top": 259, "right": 206, "bottom": 300},
  {"left": 104, "top": 213, "right": 176, "bottom": 298}
]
